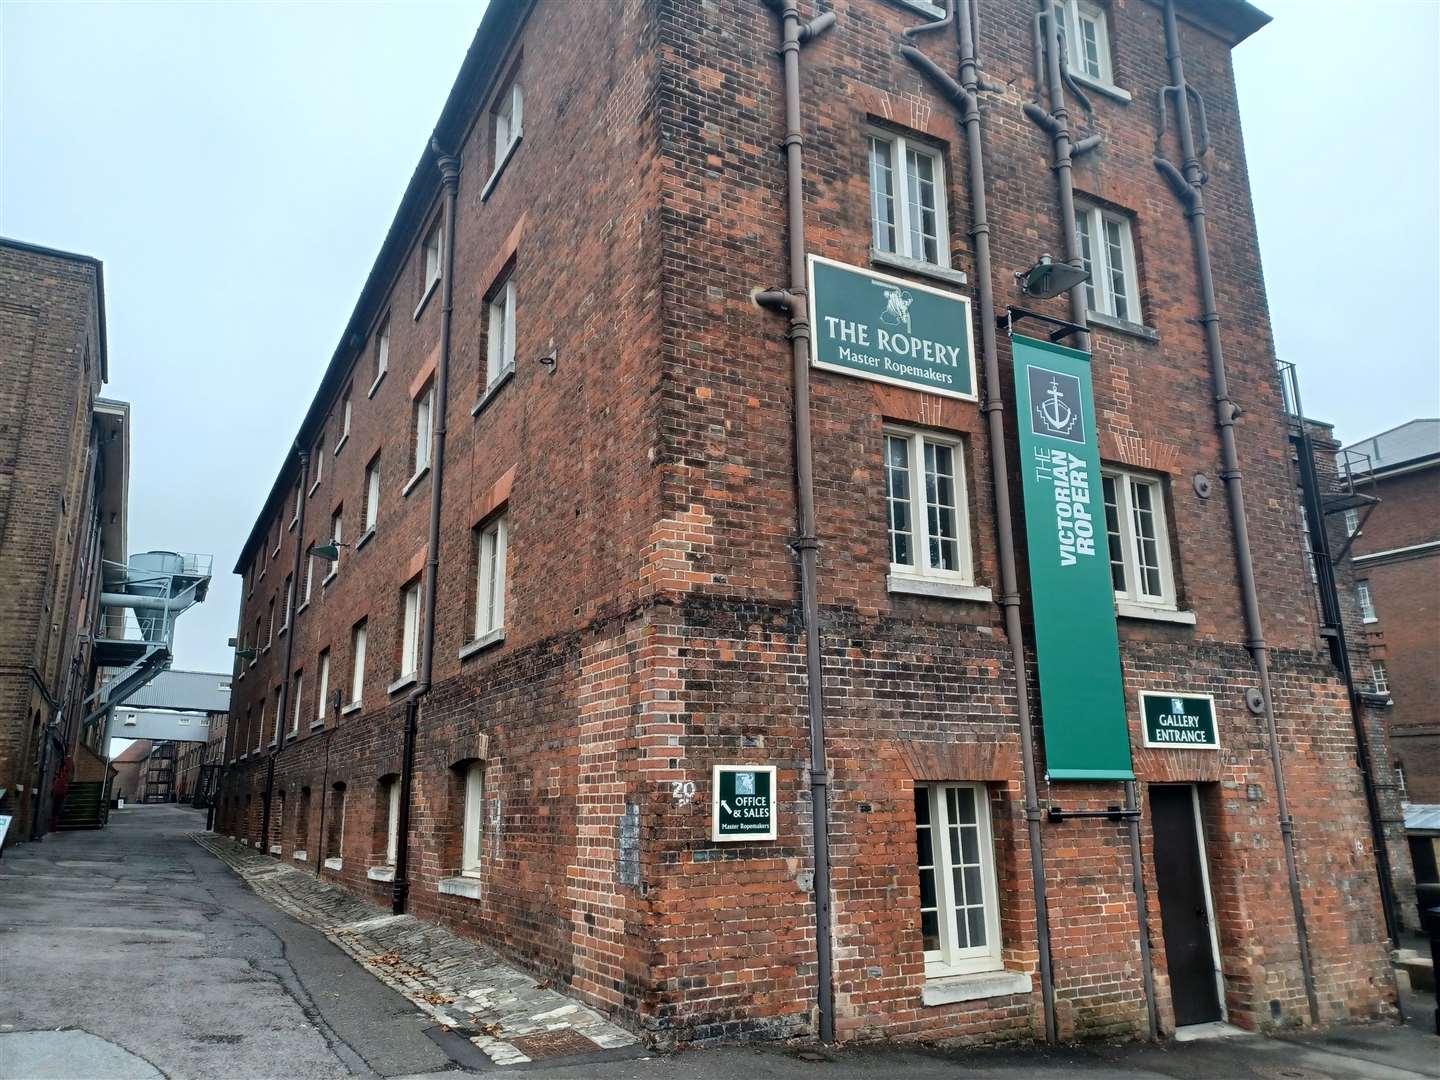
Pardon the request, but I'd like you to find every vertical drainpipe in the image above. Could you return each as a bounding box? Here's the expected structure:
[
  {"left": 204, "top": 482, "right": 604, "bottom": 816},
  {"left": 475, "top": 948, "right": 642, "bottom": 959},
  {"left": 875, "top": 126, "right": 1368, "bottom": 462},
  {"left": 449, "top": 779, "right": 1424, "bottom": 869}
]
[
  {"left": 392, "top": 142, "right": 459, "bottom": 916},
  {"left": 757, "top": 0, "right": 836, "bottom": 1043},
  {"left": 261, "top": 444, "right": 310, "bottom": 852},
  {"left": 1026, "top": 1, "right": 1158, "bottom": 1038},
  {"left": 1153, "top": 0, "right": 1318, "bottom": 1023},
  {"left": 901, "top": 0, "right": 1063, "bottom": 1042}
]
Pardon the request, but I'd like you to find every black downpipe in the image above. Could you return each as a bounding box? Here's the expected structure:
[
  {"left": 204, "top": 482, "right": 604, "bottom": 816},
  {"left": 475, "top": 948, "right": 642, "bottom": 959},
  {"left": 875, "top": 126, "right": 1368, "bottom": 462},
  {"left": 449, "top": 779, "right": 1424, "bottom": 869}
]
[
  {"left": 392, "top": 143, "right": 460, "bottom": 915},
  {"left": 1153, "top": 0, "right": 1318, "bottom": 1022}
]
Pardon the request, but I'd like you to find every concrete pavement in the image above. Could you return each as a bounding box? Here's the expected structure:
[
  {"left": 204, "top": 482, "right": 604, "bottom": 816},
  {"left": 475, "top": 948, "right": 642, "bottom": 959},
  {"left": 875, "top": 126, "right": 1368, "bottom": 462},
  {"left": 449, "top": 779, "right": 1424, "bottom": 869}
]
[{"left": 2, "top": 804, "right": 1436, "bottom": 1079}]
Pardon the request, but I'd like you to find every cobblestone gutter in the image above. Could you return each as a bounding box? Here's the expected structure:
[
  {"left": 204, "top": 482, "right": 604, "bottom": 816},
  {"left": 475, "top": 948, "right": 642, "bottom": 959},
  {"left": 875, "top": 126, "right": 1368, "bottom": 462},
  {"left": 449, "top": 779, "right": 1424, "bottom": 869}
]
[{"left": 192, "top": 833, "right": 640, "bottom": 1067}]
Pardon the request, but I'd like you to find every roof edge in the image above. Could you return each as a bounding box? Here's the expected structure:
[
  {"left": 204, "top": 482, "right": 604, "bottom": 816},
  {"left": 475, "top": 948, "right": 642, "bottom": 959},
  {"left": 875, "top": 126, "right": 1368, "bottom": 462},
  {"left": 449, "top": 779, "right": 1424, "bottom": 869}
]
[{"left": 0, "top": 235, "right": 109, "bottom": 382}]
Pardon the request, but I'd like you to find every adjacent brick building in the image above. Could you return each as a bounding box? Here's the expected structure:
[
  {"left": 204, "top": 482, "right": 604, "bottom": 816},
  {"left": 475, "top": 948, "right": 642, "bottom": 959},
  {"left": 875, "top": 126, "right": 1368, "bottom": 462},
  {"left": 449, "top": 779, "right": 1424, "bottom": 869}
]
[
  {"left": 0, "top": 238, "right": 127, "bottom": 843},
  {"left": 216, "top": 0, "right": 1397, "bottom": 1046},
  {"left": 1344, "top": 419, "right": 1440, "bottom": 806}
]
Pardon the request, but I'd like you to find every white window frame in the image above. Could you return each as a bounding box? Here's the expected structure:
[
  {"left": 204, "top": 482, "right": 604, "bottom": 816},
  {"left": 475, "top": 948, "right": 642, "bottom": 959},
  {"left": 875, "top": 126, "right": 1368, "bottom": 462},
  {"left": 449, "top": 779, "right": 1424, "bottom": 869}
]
[
  {"left": 473, "top": 514, "right": 508, "bottom": 640},
  {"left": 1357, "top": 579, "right": 1376, "bottom": 622},
  {"left": 1075, "top": 202, "right": 1140, "bottom": 323},
  {"left": 266, "top": 598, "right": 275, "bottom": 648},
  {"left": 310, "top": 439, "right": 323, "bottom": 494},
  {"left": 1297, "top": 493, "right": 1318, "bottom": 583},
  {"left": 461, "top": 761, "right": 484, "bottom": 876},
  {"left": 337, "top": 394, "right": 351, "bottom": 452},
  {"left": 913, "top": 782, "right": 1003, "bottom": 977},
  {"left": 290, "top": 671, "right": 303, "bottom": 736},
  {"left": 422, "top": 222, "right": 442, "bottom": 298},
  {"left": 1371, "top": 659, "right": 1390, "bottom": 696},
  {"left": 1344, "top": 507, "right": 1360, "bottom": 537},
  {"left": 400, "top": 582, "right": 421, "bottom": 679},
  {"left": 363, "top": 457, "right": 380, "bottom": 532},
  {"left": 486, "top": 277, "right": 517, "bottom": 387},
  {"left": 303, "top": 549, "right": 316, "bottom": 605},
  {"left": 384, "top": 778, "right": 401, "bottom": 866},
  {"left": 291, "top": 484, "right": 302, "bottom": 529},
  {"left": 371, "top": 317, "right": 390, "bottom": 394},
  {"left": 282, "top": 573, "right": 293, "bottom": 629},
  {"left": 413, "top": 386, "right": 434, "bottom": 477},
  {"left": 271, "top": 686, "right": 283, "bottom": 745},
  {"left": 327, "top": 786, "right": 346, "bottom": 860},
  {"left": 251, "top": 705, "right": 262, "bottom": 753},
  {"left": 325, "top": 509, "right": 342, "bottom": 584},
  {"left": 867, "top": 128, "right": 950, "bottom": 268},
  {"left": 493, "top": 78, "right": 523, "bottom": 166},
  {"left": 315, "top": 650, "right": 330, "bottom": 726},
  {"left": 883, "top": 427, "right": 973, "bottom": 585},
  {"left": 349, "top": 622, "right": 367, "bottom": 706},
  {"left": 1102, "top": 467, "right": 1176, "bottom": 609},
  {"left": 1055, "top": 0, "right": 1115, "bottom": 86}
]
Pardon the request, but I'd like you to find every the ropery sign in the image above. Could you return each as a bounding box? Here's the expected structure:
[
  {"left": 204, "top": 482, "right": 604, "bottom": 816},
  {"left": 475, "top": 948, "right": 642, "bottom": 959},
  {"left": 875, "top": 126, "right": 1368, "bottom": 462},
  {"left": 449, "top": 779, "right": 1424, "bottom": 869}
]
[
  {"left": 711, "top": 765, "right": 777, "bottom": 842},
  {"left": 807, "top": 255, "right": 976, "bottom": 401},
  {"left": 1141, "top": 692, "right": 1219, "bottom": 750}
]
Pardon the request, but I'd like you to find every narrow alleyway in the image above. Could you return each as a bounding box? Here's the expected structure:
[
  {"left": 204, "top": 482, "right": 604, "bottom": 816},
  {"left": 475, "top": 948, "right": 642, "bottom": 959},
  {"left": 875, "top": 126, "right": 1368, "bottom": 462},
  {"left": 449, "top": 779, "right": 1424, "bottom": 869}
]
[{"left": 2, "top": 806, "right": 1436, "bottom": 1080}]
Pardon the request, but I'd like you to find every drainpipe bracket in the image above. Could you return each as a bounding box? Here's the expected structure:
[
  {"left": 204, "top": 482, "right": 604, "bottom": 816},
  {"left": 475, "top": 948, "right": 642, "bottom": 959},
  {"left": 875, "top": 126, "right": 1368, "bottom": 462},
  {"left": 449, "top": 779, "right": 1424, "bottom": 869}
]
[{"left": 790, "top": 535, "right": 821, "bottom": 553}]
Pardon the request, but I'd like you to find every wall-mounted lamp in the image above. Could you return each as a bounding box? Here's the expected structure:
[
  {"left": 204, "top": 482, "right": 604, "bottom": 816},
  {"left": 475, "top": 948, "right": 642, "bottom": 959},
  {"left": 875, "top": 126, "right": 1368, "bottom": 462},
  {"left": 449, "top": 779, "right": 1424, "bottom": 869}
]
[
  {"left": 308, "top": 540, "right": 351, "bottom": 563},
  {"left": 1016, "top": 253, "right": 1090, "bottom": 300}
]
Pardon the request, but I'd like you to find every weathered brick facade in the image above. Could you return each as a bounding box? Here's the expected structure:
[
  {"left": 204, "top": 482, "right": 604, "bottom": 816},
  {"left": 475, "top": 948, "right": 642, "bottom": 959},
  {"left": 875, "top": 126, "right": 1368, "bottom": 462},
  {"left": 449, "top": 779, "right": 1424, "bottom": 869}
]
[
  {"left": 216, "top": 0, "right": 1396, "bottom": 1046},
  {"left": 0, "top": 239, "right": 116, "bottom": 843}
]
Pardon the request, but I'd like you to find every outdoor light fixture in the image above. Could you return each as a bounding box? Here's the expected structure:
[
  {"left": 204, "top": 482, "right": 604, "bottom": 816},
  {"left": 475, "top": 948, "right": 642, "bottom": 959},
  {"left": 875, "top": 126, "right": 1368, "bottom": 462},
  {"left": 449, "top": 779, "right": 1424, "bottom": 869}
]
[
  {"left": 308, "top": 541, "right": 349, "bottom": 562},
  {"left": 235, "top": 647, "right": 256, "bottom": 662},
  {"left": 1016, "top": 254, "right": 1089, "bottom": 300}
]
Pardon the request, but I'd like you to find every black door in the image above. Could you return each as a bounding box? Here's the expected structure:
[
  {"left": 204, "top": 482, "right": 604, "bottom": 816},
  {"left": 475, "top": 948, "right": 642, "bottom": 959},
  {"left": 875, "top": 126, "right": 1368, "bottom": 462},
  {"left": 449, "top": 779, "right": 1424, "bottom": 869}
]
[{"left": 1150, "top": 785, "right": 1223, "bottom": 1026}]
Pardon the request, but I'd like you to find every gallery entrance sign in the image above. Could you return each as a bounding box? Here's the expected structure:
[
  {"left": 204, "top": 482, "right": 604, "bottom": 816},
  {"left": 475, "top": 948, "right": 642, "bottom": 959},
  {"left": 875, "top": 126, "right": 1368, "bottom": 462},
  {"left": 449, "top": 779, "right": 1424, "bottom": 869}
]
[{"left": 1141, "top": 692, "right": 1219, "bottom": 750}]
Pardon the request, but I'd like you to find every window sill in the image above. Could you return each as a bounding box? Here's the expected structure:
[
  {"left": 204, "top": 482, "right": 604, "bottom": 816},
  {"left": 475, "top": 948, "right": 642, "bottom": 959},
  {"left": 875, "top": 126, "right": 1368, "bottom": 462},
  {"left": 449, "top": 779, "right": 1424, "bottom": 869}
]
[
  {"left": 368, "top": 369, "right": 387, "bottom": 398},
  {"left": 1068, "top": 68, "right": 1132, "bottom": 104},
  {"left": 402, "top": 466, "right": 430, "bottom": 498},
  {"left": 322, "top": 571, "right": 337, "bottom": 588},
  {"left": 367, "top": 866, "right": 395, "bottom": 882},
  {"left": 248, "top": 659, "right": 257, "bottom": 669},
  {"left": 471, "top": 362, "right": 516, "bottom": 417},
  {"left": 481, "top": 132, "right": 523, "bottom": 203},
  {"left": 355, "top": 526, "right": 376, "bottom": 551},
  {"left": 922, "top": 969, "right": 1032, "bottom": 1007},
  {"left": 869, "top": 248, "right": 967, "bottom": 288},
  {"left": 323, "top": 857, "right": 343, "bottom": 871},
  {"left": 268, "top": 739, "right": 277, "bottom": 750},
  {"left": 888, "top": 575, "right": 993, "bottom": 603},
  {"left": 1362, "top": 616, "right": 1378, "bottom": 625},
  {"left": 296, "top": 601, "right": 310, "bottom": 617},
  {"left": 271, "top": 546, "right": 281, "bottom": 560},
  {"left": 308, "top": 480, "right": 321, "bottom": 498},
  {"left": 388, "top": 673, "right": 417, "bottom": 695},
  {"left": 1087, "top": 311, "right": 1159, "bottom": 342},
  {"left": 310, "top": 719, "right": 325, "bottom": 731},
  {"left": 278, "top": 625, "right": 288, "bottom": 639},
  {"left": 883, "top": 0, "right": 945, "bottom": 19},
  {"left": 459, "top": 628, "right": 506, "bottom": 661},
  {"left": 341, "top": 701, "right": 362, "bottom": 716},
  {"left": 438, "top": 875, "right": 484, "bottom": 899},
  {"left": 292, "top": 850, "right": 308, "bottom": 863},
  {"left": 1116, "top": 601, "right": 1196, "bottom": 625},
  {"left": 289, "top": 516, "right": 298, "bottom": 532},
  {"left": 334, "top": 433, "right": 349, "bottom": 456},
  {"left": 413, "top": 277, "right": 440, "bottom": 321},
  {"left": 269, "top": 844, "right": 282, "bottom": 855}
]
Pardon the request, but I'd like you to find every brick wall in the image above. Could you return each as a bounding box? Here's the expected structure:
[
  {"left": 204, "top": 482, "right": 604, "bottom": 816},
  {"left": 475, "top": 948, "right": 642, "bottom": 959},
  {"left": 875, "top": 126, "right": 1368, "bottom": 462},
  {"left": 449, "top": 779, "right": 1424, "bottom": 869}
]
[{"left": 217, "top": 0, "right": 1395, "bottom": 1046}]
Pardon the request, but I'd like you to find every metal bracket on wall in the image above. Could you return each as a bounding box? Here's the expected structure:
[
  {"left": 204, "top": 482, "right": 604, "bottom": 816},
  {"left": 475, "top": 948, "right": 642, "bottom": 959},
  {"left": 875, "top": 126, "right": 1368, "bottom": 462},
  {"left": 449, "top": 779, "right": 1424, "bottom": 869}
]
[
  {"left": 1046, "top": 804, "right": 1142, "bottom": 823},
  {"left": 999, "top": 307, "right": 1088, "bottom": 344}
]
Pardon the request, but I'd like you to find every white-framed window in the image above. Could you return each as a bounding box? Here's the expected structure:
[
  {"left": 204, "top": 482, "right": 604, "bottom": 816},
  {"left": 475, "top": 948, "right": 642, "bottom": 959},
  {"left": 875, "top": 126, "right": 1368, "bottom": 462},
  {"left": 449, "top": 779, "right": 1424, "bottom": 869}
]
[
  {"left": 1357, "top": 579, "right": 1377, "bottom": 622},
  {"left": 474, "top": 514, "right": 508, "bottom": 639},
  {"left": 303, "top": 547, "right": 316, "bottom": 604},
  {"left": 315, "top": 650, "right": 330, "bottom": 726},
  {"left": 461, "top": 761, "right": 484, "bottom": 876},
  {"left": 337, "top": 393, "right": 352, "bottom": 451},
  {"left": 1371, "top": 659, "right": 1390, "bottom": 696},
  {"left": 251, "top": 705, "right": 262, "bottom": 752},
  {"left": 868, "top": 129, "right": 948, "bottom": 267},
  {"left": 282, "top": 573, "right": 293, "bottom": 629},
  {"left": 383, "top": 777, "right": 401, "bottom": 866},
  {"left": 1344, "top": 507, "right": 1360, "bottom": 537},
  {"left": 266, "top": 598, "right": 275, "bottom": 647},
  {"left": 413, "top": 385, "right": 434, "bottom": 476},
  {"left": 311, "top": 439, "right": 324, "bottom": 490},
  {"left": 326, "top": 783, "right": 346, "bottom": 860},
  {"left": 400, "top": 581, "right": 421, "bottom": 679},
  {"left": 1297, "top": 492, "right": 1318, "bottom": 583},
  {"left": 1102, "top": 468, "right": 1176, "bottom": 608},
  {"left": 884, "top": 428, "right": 973, "bottom": 583},
  {"left": 272, "top": 685, "right": 284, "bottom": 744},
  {"left": 1075, "top": 202, "right": 1139, "bottom": 323},
  {"left": 290, "top": 671, "right": 303, "bottom": 736},
  {"left": 1054, "top": 0, "right": 1114, "bottom": 86},
  {"left": 326, "top": 508, "right": 343, "bottom": 581},
  {"left": 363, "top": 455, "right": 380, "bottom": 533},
  {"left": 493, "top": 76, "right": 523, "bottom": 165},
  {"left": 913, "top": 782, "right": 1003, "bottom": 976},
  {"left": 1395, "top": 761, "right": 1408, "bottom": 803},
  {"left": 350, "top": 621, "right": 367, "bottom": 705},
  {"left": 422, "top": 221, "right": 442, "bottom": 297},
  {"left": 486, "top": 275, "right": 517, "bottom": 387},
  {"left": 291, "top": 484, "right": 302, "bottom": 528},
  {"left": 373, "top": 317, "right": 390, "bottom": 389}
]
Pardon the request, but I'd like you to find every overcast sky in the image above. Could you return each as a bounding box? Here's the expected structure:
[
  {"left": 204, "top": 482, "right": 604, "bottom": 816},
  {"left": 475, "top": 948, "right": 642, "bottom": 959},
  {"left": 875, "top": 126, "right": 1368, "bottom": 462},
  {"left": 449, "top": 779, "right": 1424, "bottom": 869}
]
[{"left": 3, "top": 0, "right": 1437, "bottom": 677}]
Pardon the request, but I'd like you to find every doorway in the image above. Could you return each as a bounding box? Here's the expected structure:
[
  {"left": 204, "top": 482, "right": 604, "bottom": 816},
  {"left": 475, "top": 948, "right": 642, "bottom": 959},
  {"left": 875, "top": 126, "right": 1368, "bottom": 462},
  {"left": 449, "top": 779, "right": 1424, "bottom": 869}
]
[{"left": 1150, "top": 784, "right": 1224, "bottom": 1027}]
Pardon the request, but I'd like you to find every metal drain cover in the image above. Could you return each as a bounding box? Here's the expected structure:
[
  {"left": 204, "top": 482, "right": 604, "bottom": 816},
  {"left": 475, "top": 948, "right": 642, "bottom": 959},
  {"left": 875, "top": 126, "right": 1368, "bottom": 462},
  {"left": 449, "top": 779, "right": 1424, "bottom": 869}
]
[{"left": 507, "top": 1029, "right": 601, "bottom": 1059}]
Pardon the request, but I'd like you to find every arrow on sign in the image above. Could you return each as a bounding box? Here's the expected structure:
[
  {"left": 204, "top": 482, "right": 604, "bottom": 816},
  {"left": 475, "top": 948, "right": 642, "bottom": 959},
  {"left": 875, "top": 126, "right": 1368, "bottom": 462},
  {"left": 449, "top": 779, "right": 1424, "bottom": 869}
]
[{"left": 720, "top": 800, "right": 733, "bottom": 816}]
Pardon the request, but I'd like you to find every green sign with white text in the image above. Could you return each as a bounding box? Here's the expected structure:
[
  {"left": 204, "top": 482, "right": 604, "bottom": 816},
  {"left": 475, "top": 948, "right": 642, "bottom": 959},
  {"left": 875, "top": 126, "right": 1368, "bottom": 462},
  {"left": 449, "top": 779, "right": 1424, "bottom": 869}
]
[
  {"left": 1141, "top": 692, "right": 1219, "bottom": 749},
  {"left": 807, "top": 255, "right": 977, "bottom": 400},
  {"left": 1012, "top": 334, "right": 1133, "bottom": 780},
  {"left": 711, "top": 765, "right": 777, "bottom": 842}
]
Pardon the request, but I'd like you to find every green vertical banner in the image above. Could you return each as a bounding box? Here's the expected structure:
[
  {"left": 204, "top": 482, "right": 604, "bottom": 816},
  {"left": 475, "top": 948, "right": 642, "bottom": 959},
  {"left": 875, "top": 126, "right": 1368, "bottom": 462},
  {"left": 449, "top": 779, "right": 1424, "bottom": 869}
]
[{"left": 1012, "top": 334, "right": 1133, "bottom": 780}]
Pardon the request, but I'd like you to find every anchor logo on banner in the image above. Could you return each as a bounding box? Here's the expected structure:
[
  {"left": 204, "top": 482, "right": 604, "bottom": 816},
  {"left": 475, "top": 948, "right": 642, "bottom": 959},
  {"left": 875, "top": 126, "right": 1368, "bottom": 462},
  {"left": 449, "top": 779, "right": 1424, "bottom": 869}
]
[
  {"left": 1037, "top": 377, "right": 1077, "bottom": 436},
  {"left": 1026, "top": 366, "right": 1086, "bottom": 445}
]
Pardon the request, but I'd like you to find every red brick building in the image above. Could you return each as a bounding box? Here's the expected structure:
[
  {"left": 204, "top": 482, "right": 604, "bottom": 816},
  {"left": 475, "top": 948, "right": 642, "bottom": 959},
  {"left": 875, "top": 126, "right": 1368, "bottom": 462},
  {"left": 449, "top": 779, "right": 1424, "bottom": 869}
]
[
  {"left": 0, "top": 238, "right": 127, "bottom": 842},
  {"left": 1344, "top": 419, "right": 1440, "bottom": 806},
  {"left": 217, "top": 0, "right": 1397, "bottom": 1045}
]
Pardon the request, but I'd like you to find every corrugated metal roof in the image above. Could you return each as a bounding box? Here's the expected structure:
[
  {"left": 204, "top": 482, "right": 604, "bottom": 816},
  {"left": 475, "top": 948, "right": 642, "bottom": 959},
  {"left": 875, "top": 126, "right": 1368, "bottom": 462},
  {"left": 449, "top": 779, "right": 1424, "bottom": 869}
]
[
  {"left": 115, "top": 669, "right": 231, "bottom": 713},
  {"left": 1344, "top": 419, "right": 1440, "bottom": 475},
  {"left": 1404, "top": 804, "right": 1440, "bottom": 834}
]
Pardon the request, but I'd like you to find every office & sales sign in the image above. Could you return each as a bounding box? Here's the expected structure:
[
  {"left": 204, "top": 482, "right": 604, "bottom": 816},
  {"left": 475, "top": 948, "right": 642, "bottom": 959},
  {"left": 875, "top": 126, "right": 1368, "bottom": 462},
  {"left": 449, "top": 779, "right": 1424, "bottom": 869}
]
[
  {"left": 807, "top": 255, "right": 977, "bottom": 400},
  {"left": 711, "top": 765, "right": 777, "bottom": 842},
  {"left": 1141, "top": 692, "right": 1219, "bottom": 750}
]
